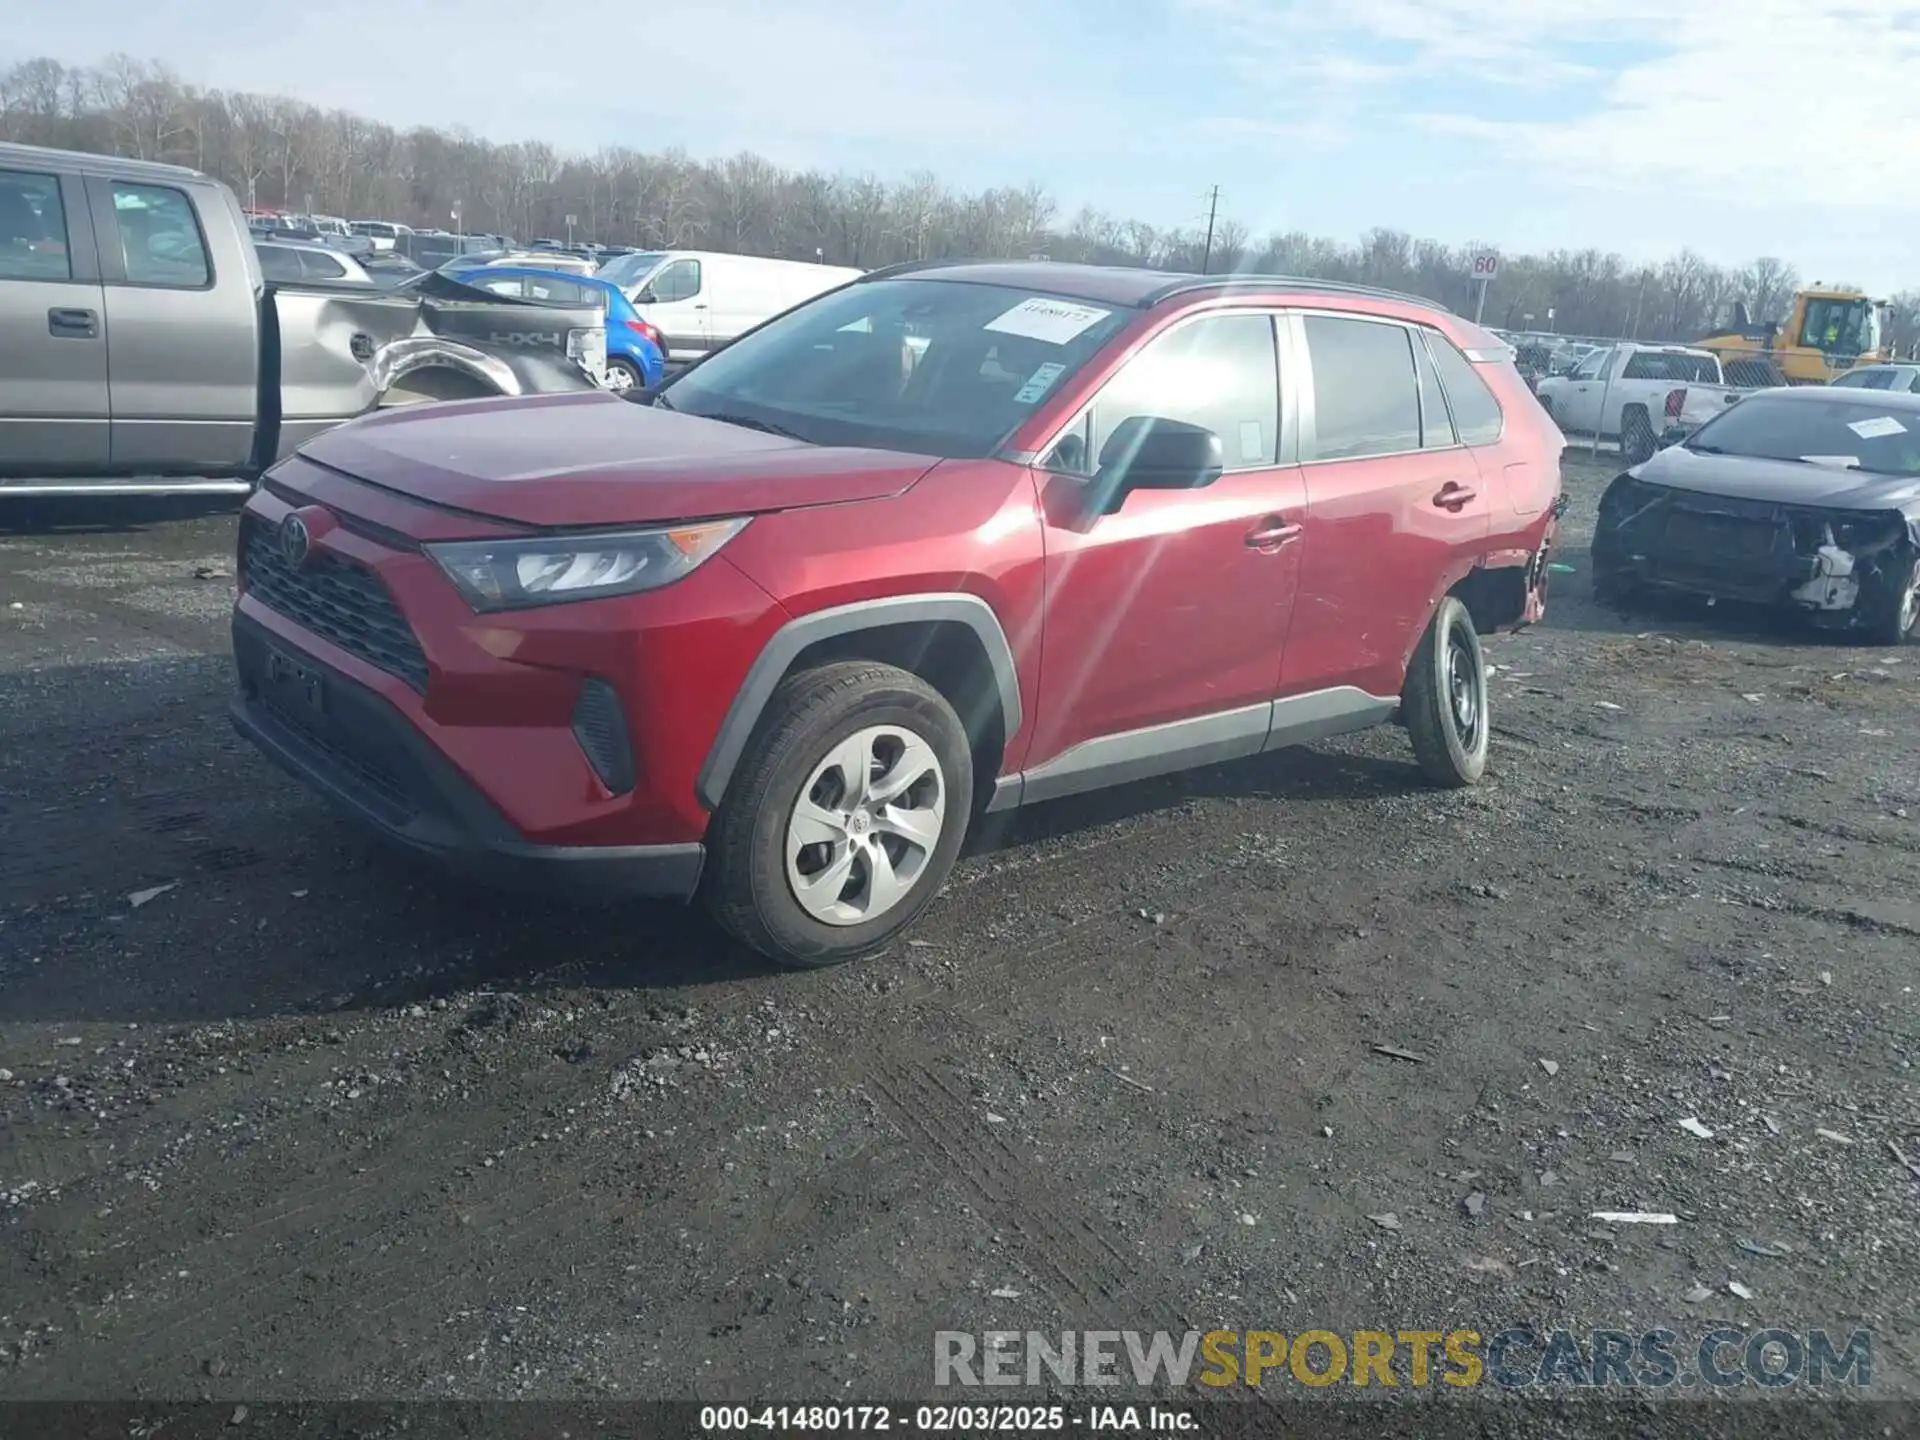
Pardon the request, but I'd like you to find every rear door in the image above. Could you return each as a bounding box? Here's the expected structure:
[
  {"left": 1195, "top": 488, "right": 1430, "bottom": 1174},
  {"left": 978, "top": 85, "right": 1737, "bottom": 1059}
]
[
  {"left": 1279, "top": 311, "right": 1493, "bottom": 702},
  {"left": 0, "top": 165, "right": 110, "bottom": 470},
  {"left": 89, "top": 174, "right": 258, "bottom": 471}
]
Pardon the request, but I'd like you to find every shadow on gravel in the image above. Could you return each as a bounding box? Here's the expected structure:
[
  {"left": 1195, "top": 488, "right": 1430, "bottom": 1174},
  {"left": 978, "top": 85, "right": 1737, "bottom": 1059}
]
[
  {"left": 972, "top": 746, "right": 1418, "bottom": 856},
  {"left": 0, "top": 493, "right": 245, "bottom": 537},
  {"left": 2, "top": 650, "right": 1436, "bottom": 1024}
]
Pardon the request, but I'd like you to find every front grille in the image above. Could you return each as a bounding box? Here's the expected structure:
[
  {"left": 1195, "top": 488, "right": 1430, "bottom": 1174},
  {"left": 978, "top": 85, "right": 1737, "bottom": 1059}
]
[
  {"left": 241, "top": 516, "right": 430, "bottom": 691},
  {"left": 1660, "top": 508, "right": 1780, "bottom": 558}
]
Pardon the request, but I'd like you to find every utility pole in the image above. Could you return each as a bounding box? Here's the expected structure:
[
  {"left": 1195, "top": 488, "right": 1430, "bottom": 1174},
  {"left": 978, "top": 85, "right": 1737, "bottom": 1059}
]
[{"left": 1200, "top": 185, "right": 1220, "bottom": 275}]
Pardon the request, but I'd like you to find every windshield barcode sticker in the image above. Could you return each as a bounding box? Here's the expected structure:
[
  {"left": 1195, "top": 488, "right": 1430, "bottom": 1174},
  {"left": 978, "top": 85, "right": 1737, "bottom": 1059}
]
[
  {"left": 1014, "top": 362, "right": 1067, "bottom": 404},
  {"left": 986, "top": 298, "right": 1112, "bottom": 345},
  {"left": 1848, "top": 415, "right": 1907, "bottom": 439}
]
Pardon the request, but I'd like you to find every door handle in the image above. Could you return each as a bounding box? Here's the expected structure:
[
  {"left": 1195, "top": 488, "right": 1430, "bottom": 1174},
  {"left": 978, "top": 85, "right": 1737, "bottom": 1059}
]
[
  {"left": 1433, "top": 482, "right": 1476, "bottom": 510},
  {"left": 692, "top": 302, "right": 707, "bottom": 309},
  {"left": 1245, "top": 516, "right": 1302, "bottom": 551},
  {"left": 48, "top": 307, "right": 99, "bottom": 338}
]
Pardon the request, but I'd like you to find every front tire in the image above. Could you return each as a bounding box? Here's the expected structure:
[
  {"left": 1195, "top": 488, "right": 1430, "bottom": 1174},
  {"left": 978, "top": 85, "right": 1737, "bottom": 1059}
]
[
  {"left": 1403, "top": 597, "right": 1489, "bottom": 788},
  {"left": 1862, "top": 552, "right": 1920, "bottom": 646},
  {"left": 703, "top": 662, "right": 973, "bottom": 968}
]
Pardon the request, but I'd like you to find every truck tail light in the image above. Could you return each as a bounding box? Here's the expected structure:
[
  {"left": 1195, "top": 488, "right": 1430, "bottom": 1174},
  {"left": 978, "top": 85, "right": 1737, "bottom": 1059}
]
[
  {"left": 566, "top": 326, "right": 608, "bottom": 385},
  {"left": 1664, "top": 388, "right": 1686, "bottom": 418}
]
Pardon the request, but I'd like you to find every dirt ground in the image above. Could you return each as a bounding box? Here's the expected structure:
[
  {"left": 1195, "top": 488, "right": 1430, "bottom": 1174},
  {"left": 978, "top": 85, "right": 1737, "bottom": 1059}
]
[{"left": 1, "top": 453, "right": 1915, "bottom": 1418}]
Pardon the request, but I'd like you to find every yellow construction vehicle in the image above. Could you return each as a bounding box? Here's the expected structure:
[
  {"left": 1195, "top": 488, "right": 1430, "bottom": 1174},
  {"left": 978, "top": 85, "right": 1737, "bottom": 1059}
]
[{"left": 1694, "top": 287, "right": 1895, "bottom": 385}]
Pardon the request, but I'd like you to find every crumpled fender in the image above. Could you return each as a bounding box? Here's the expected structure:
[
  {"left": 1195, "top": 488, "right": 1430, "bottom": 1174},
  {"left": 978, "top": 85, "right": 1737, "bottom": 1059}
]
[{"left": 369, "top": 337, "right": 522, "bottom": 399}]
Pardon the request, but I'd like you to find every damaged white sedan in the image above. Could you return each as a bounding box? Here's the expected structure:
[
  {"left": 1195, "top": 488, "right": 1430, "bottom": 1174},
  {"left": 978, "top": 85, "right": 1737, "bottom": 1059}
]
[{"left": 1591, "top": 387, "right": 1920, "bottom": 644}]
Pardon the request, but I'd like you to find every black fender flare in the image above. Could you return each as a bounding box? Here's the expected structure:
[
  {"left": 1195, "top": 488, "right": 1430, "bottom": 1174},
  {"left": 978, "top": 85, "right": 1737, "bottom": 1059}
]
[{"left": 695, "top": 593, "right": 1024, "bottom": 811}]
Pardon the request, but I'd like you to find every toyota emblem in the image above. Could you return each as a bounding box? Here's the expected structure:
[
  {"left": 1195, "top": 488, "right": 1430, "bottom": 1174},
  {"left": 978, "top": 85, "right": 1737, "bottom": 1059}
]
[{"left": 281, "top": 514, "right": 312, "bottom": 568}]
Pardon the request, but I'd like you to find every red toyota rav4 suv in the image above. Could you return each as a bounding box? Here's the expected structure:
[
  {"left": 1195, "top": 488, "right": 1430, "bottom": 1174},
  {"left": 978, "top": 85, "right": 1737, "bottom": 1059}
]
[{"left": 230, "top": 261, "right": 1562, "bottom": 967}]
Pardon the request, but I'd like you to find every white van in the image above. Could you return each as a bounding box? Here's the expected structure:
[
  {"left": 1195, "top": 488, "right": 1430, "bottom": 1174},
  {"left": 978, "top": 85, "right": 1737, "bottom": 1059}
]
[{"left": 595, "top": 250, "right": 863, "bottom": 363}]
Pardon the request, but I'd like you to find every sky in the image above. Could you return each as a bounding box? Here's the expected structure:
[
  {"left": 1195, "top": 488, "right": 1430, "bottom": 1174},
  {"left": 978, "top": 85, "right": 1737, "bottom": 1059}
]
[{"left": 11, "top": 0, "right": 1920, "bottom": 293}]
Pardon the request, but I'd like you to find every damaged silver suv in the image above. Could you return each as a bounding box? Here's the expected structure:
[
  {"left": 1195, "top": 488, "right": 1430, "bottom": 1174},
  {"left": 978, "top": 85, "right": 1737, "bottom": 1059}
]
[{"left": 1592, "top": 386, "right": 1920, "bottom": 644}]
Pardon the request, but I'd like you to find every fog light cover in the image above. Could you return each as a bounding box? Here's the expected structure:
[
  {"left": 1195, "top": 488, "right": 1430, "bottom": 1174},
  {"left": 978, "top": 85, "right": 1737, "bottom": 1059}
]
[{"left": 571, "top": 677, "right": 635, "bottom": 794}]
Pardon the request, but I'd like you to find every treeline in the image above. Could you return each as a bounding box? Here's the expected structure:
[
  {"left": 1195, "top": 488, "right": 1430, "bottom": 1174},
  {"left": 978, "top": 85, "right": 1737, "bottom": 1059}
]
[{"left": 4, "top": 53, "right": 1917, "bottom": 349}]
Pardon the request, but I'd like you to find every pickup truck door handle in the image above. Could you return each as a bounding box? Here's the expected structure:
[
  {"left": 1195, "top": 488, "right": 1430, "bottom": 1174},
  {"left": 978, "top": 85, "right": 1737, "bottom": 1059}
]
[
  {"left": 48, "top": 307, "right": 99, "bottom": 338},
  {"left": 1433, "top": 481, "right": 1477, "bottom": 510},
  {"left": 1245, "top": 516, "right": 1302, "bottom": 551}
]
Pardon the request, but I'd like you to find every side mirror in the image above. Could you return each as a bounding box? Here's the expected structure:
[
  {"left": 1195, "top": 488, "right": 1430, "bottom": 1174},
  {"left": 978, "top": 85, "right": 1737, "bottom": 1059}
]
[
  {"left": 633, "top": 286, "right": 658, "bottom": 306},
  {"left": 1094, "top": 416, "right": 1224, "bottom": 510}
]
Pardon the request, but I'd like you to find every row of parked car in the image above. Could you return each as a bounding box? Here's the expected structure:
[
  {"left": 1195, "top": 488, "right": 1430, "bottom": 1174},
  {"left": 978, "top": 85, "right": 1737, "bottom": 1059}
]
[
  {"left": 0, "top": 135, "right": 890, "bottom": 500},
  {"left": 242, "top": 210, "right": 871, "bottom": 394}
]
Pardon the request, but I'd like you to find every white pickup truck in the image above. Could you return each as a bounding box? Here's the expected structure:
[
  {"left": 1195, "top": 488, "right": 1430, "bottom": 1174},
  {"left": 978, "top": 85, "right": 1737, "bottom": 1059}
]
[{"left": 1535, "top": 342, "right": 1746, "bottom": 464}]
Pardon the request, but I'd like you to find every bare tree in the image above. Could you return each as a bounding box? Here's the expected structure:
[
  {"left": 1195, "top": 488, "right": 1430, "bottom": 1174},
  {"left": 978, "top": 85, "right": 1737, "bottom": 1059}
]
[{"left": 0, "top": 50, "right": 1877, "bottom": 345}]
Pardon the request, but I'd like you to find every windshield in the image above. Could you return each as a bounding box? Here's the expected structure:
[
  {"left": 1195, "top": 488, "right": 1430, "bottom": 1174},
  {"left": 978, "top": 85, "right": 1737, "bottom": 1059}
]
[
  {"left": 1799, "top": 297, "right": 1877, "bottom": 356},
  {"left": 598, "top": 250, "right": 666, "bottom": 285},
  {"left": 659, "top": 278, "right": 1130, "bottom": 459},
  {"left": 1685, "top": 394, "right": 1920, "bottom": 476}
]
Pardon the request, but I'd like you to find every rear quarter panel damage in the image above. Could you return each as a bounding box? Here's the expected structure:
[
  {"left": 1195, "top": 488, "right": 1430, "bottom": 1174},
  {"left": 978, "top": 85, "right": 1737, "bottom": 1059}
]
[{"left": 267, "top": 274, "right": 603, "bottom": 457}]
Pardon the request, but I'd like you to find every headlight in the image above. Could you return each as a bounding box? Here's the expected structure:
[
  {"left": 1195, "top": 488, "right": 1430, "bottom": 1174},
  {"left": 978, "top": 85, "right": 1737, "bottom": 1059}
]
[{"left": 426, "top": 519, "right": 748, "bottom": 611}]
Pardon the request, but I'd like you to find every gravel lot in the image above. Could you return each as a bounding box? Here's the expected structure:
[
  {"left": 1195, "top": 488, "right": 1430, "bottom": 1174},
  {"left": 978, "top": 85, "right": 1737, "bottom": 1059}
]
[{"left": 1, "top": 456, "right": 1915, "bottom": 1417}]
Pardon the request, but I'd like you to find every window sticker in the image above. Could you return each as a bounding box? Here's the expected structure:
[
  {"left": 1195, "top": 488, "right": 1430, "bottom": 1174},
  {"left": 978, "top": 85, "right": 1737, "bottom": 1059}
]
[
  {"left": 985, "top": 297, "right": 1112, "bottom": 345},
  {"left": 1013, "top": 361, "right": 1067, "bottom": 404},
  {"left": 1238, "top": 421, "right": 1265, "bottom": 462},
  {"left": 1848, "top": 415, "right": 1907, "bottom": 439}
]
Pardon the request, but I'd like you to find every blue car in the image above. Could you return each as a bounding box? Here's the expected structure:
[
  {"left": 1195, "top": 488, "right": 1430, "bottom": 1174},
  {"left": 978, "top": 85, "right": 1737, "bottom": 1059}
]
[{"left": 445, "top": 265, "right": 666, "bottom": 391}]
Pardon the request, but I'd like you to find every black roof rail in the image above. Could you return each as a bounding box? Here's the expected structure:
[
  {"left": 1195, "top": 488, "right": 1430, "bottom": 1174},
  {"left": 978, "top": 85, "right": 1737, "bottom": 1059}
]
[{"left": 1143, "top": 273, "right": 1454, "bottom": 315}]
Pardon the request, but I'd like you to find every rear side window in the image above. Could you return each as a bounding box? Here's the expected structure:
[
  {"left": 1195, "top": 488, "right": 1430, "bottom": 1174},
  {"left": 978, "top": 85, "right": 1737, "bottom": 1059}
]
[
  {"left": 0, "top": 168, "right": 72, "bottom": 281},
  {"left": 300, "top": 250, "right": 348, "bottom": 281},
  {"left": 647, "top": 258, "right": 701, "bottom": 302},
  {"left": 255, "top": 245, "right": 301, "bottom": 282},
  {"left": 522, "top": 276, "right": 593, "bottom": 305},
  {"left": 1303, "top": 316, "right": 1421, "bottom": 460},
  {"left": 1085, "top": 313, "right": 1279, "bottom": 471},
  {"left": 110, "top": 182, "right": 210, "bottom": 287},
  {"left": 1622, "top": 351, "right": 1717, "bottom": 383},
  {"left": 1426, "top": 335, "right": 1505, "bottom": 446}
]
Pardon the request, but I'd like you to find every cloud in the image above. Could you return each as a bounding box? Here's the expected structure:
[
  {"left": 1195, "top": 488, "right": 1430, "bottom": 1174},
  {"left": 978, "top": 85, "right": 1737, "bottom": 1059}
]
[
  {"left": 6, "top": 0, "right": 1131, "bottom": 167},
  {"left": 1180, "top": 0, "right": 1920, "bottom": 210}
]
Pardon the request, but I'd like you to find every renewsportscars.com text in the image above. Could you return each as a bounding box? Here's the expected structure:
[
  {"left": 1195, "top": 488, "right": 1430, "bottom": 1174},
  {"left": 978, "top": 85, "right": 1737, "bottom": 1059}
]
[{"left": 934, "top": 1327, "right": 1873, "bottom": 1390}]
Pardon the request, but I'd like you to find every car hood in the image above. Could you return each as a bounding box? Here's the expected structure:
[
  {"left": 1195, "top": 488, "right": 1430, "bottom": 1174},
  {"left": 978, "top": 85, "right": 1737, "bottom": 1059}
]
[
  {"left": 1635, "top": 445, "right": 1920, "bottom": 512},
  {"left": 299, "top": 392, "right": 941, "bottom": 528}
]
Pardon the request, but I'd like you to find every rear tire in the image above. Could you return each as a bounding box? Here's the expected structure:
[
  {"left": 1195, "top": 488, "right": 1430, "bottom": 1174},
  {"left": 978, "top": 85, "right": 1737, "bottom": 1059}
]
[
  {"left": 1403, "top": 597, "right": 1489, "bottom": 788},
  {"left": 1621, "top": 407, "right": 1658, "bottom": 466},
  {"left": 604, "top": 357, "right": 643, "bottom": 393},
  {"left": 703, "top": 662, "right": 973, "bottom": 968}
]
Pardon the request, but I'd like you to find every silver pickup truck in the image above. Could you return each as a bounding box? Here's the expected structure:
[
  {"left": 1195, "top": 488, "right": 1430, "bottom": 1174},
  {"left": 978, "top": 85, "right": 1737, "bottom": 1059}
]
[{"left": 0, "top": 142, "right": 609, "bottom": 498}]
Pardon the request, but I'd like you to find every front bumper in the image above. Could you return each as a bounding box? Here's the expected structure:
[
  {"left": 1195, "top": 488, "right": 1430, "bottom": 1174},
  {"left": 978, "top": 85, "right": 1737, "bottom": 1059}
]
[
  {"left": 1592, "top": 477, "right": 1906, "bottom": 609},
  {"left": 231, "top": 611, "right": 704, "bottom": 902}
]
